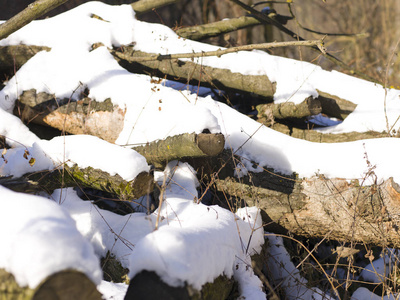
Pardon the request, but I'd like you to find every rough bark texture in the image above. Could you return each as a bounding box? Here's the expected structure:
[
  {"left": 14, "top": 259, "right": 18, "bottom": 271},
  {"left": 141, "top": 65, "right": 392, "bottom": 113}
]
[
  {"left": 115, "top": 47, "right": 277, "bottom": 99},
  {"left": 215, "top": 169, "right": 400, "bottom": 248},
  {"left": 133, "top": 133, "right": 225, "bottom": 167},
  {"left": 257, "top": 96, "right": 321, "bottom": 120},
  {"left": 0, "top": 165, "right": 154, "bottom": 201},
  {"left": 270, "top": 123, "right": 390, "bottom": 142},
  {"left": 0, "top": 44, "right": 357, "bottom": 122},
  {"left": 15, "top": 89, "right": 125, "bottom": 143},
  {"left": 0, "top": 269, "right": 101, "bottom": 300}
]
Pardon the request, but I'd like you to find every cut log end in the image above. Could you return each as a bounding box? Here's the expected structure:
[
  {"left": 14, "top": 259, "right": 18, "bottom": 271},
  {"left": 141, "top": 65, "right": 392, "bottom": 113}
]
[{"left": 196, "top": 133, "right": 225, "bottom": 157}]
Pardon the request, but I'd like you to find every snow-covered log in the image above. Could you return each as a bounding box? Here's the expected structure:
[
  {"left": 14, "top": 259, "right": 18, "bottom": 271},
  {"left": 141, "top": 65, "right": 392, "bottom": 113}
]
[
  {"left": 213, "top": 159, "right": 400, "bottom": 248},
  {"left": 0, "top": 269, "right": 101, "bottom": 300}
]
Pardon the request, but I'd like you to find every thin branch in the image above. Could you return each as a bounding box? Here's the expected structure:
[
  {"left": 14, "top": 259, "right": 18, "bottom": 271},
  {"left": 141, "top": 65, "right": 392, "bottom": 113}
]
[
  {"left": 0, "top": 0, "right": 69, "bottom": 41},
  {"left": 287, "top": 2, "right": 368, "bottom": 37},
  {"left": 112, "top": 39, "right": 326, "bottom": 62},
  {"left": 229, "top": 0, "right": 381, "bottom": 84}
]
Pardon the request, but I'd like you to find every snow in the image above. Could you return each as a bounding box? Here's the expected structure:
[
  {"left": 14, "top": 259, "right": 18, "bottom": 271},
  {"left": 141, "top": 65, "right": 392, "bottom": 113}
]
[
  {"left": 0, "top": 185, "right": 101, "bottom": 288},
  {"left": 0, "top": 1, "right": 400, "bottom": 299},
  {"left": 360, "top": 249, "right": 397, "bottom": 283},
  {"left": 265, "top": 233, "right": 336, "bottom": 300},
  {"left": 352, "top": 287, "right": 397, "bottom": 300}
]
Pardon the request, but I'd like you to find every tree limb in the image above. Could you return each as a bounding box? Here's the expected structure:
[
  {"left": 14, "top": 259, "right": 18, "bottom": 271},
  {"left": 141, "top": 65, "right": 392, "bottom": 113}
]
[
  {"left": 131, "top": 0, "right": 180, "bottom": 16},
  {"left": 229, "top": 0, "right": 380, "bottom": 84},
  {"left": 256, "top": 96, "right": 322, "bottom": 120},
  {"left": 0, "top": 0, "right": 70, "bottom": 41},
  {"left": 112, "top": 39, "right": 326, "bottom": 62},
  {"left": 0, "top": 269, "right": 101, "bottom": 300},
  {"left": 131, "top": 133, "right": 225, "bottom": 167}
]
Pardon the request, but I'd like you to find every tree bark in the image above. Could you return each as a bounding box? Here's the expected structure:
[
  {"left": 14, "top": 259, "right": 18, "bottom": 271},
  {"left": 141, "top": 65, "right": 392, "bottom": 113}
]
[
  {"left": 176, "top": 16, "right": 263, "bottom": 41},
  {"left": 0, "top": 165, "right": 154, "bottom": 201},
  {"left": 132, "top": 133, "right": 225, "bottom": 167},
  {"left": 256, "top": 96, "right": 321, "bottom": 120},
  {"left": 214, "top": 167, "right": 400, "bottom": 248},
  {"left": 114, "top": 47, "right": 277, "bottom": 99},
  {"left": 270, "top": 123, "right": 389, "bottom": 142},
  {"left": 15, "top": 89, "right": 125, "bottom": 143},
  {"left": 125, "top": 270, "right": 235, "bottom": 300},
  {"left": 131, "top": 0, "right": 180, "bottom": 16},
  {"left": 0, "top": 44, "right": 357, "bottom": 121},
  {"left": 0, "top": 269, "right": 101, "bottom": 300},
  {"left": 0, "top": 0, "right": 70, "bottom": 41}
]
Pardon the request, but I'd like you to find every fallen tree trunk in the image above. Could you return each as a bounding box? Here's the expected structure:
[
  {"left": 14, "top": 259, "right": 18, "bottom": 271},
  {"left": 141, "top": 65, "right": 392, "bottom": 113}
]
[
  {"left": 0, "top": 269, "right": 101, "bottom": 300},
  {"left": 184, "top": 150, "right": 400, "bottom": 248},
  {"left": 114, "top": 47, "right": 277, "bottom": 100},
  {"left": 214, "top": 166, "right": 400, "bottom": 248},
  {"left": 270, "top": 123, "right": 390, "bottom": 142},
  {"left": 0, "top": 44, "right": 356, "bottom": 121},
  {"left": 0, "top": 165, "right": 154, "bottom": 200}
]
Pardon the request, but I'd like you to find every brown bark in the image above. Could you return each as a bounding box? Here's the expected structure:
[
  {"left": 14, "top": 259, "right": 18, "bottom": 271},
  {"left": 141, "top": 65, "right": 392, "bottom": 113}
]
[
  {"left": 0, "top": 269, "right": 101, "bottom": 300},
  {"left": 132, "top": 133, "right": 225, "bottom": 167},
  {"left": 115, "top": 47, "right": 277, "bottom": 99},
  {"left": 131, "top": 0, "right": 180, "bottom": 16},
  {"left": 15, "top": 89, "right": 125, "bottom": 143},
  {"left": 257, "top": 96, "right": 321, "bottom": 120},
  {"left": 0, "top": 0, "right": 70, "bottom": 41},
  {"left": 0, "top": 165, "right": 154, "bottom": 201},
  {"left": 215, "top": 168, "right": 400, "bottom": 248},
  {"left": 270, "top": 123, "right": 389, "bottom": 143},
  {"left": 1, "top": 44, "right": 356, "bottom": 121}
]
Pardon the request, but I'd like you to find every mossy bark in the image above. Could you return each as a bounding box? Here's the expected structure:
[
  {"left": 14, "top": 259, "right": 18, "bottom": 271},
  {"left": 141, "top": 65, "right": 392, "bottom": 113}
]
[
  {"left": 132, "top": 133, "right": 225, "bottom": 167},
  {"left": 125, "top": 270, "right": 235, "bottom": 300},
  {"left": 0, "top": 269, "right": 101, "bottom": 300},
  {"left": 270, "top": 123, "right": 390, "bottom": 142},
  {"left": 0, "top": 166, "right": 154, "bottom": 201}
]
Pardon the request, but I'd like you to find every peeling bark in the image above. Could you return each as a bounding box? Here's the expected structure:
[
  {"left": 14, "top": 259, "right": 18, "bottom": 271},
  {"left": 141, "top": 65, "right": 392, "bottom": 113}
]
[{"left": 215, "top": 170, "right": 400, "bottom": 248}]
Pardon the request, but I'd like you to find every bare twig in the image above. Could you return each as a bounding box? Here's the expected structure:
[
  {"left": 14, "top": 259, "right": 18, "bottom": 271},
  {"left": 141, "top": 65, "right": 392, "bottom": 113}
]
[
  {"left": 229, "top": 0, "right": 380, "bottom": 84},
  {"left": 112, "top": 39, "right": 326, "bottom": 62}
]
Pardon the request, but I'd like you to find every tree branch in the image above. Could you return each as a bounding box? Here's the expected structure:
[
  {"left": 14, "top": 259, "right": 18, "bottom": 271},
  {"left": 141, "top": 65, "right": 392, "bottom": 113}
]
[
  {"left": 131, "top": 0, "right": 180, "bottom": 16},
  {"left": 112, "top": 39, "right": 326, "bottom": 62},
  {"left": 229, "top": 0, "right": 380, "bottom": 84},
  {"left": 0, "top": 0, "right": 69, "bottom": 41}
]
